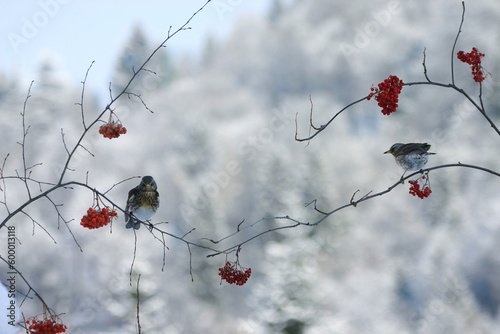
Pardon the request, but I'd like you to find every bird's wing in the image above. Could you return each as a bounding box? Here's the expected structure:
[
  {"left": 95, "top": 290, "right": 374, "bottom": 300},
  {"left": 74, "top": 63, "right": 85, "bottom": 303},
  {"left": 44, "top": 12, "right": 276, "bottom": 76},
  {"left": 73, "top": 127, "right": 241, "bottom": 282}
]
[
  {"left": 124, "top": 187, "right": 137, "bottom": 222},
  {"left": 398, "top": 143, "right": 430, "bottom": 155}
]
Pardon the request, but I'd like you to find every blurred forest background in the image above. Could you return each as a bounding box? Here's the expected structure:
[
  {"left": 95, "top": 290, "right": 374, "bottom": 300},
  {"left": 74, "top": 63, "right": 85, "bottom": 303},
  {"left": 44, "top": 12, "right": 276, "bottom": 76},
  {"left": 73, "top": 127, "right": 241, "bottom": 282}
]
[{"left": 1, "top": 0, "right": 500, "bottom": 333}]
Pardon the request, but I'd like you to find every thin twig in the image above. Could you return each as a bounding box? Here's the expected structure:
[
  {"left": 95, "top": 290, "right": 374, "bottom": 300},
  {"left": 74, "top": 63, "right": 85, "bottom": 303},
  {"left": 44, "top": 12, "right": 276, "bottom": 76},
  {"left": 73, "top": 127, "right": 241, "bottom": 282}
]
[
  {"left": 161, "top": 233, "right": 167, "bottom": 271},
  {"left": 451, "top": 1, "right": 466, "bottom": 85},
  {"left": 124, "top": 92, "right": 154, "bottom": 113},
  {"left": 308, "top": 96, "right": 321, "bottom": 131},
  {"left": 295, "top": 95, "right": 369, "bottom": 142},
  {"left": 205, "top": 162, "right": 500, "bottom": 257},
  {"left": 296, "top": 2, "right": 500, "bottom": 142},
  {"left": 21, "top": 210, "right": 57, "bottom": 244},
  {"left": 75, "top": 61, "right": 95, "bottom": 128},
  {"left": 130, "top": 230, "right": 138, "bottom": 286},
  {"left": 0, "top": 154, "right": 10, "bottom": 210},
  {"left": 20, "top": 81, "right": 35, "bottom": 200},
  {"left": 136, "top": 274, "right": 142, "bottom": 334},
  {"left": 103, "top": 176, "right": 140, "bottom": 195},
  {"left": 57, "top": 1, "right": 213, "bottom": 185},
  {"left": 422, "top": 48, "right": 431, "bottom": 82},
  {"left": 404, "top": 81, "right": 500, "bottom": 136},
  {"left": 187, "top": 243, "right": 194, "bottom": 282},
  {"left": 77, "top": 143, "right": 94, "bottom": 158},
  {"left": 44, "top": 195, "right": 82, "bottom": 251},
  {"left": 61, "top": 129, "right": 70, "bottom": 155},
  {"left": 0, "top": 255, "right": 51, "bottom": 312},
  {"left": 350, "top": 189, "right": 373, "bottom": 207}
]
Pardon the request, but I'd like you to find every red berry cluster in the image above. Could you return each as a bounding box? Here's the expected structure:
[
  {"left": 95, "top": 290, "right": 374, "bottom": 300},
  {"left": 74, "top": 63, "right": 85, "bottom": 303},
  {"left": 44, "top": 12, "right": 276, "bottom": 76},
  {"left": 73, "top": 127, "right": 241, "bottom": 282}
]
[
  {"left": 80, "top": 207, "right": 118, "bottom": 229},
  {"left": 26, "top": 318, "right": 67, "bottom": 334},
  {"left": 367, "top": 75, "right": 404, "bottom": 115},
  {"left": 457, "top": 47, "right": 485, "bottom": 82},
  {"left": 408, "top": 175, "right": 432, "bottom": 199},
  {"left": 218, "top": 261, "right": 252, "bottom": 286},
  {"left": 99, "top": 121, "right": 127, "bottom": 139}
]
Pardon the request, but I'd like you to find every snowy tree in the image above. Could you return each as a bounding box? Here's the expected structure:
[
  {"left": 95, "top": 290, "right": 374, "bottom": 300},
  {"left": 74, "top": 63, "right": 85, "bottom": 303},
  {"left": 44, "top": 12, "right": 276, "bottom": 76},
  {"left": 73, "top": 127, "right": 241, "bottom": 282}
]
[
  {"left": 112, "top": 25, "right": 174, "bottom": 95},
  {"left": 2, "top": 1, "right": 500, "bottom": 333}
]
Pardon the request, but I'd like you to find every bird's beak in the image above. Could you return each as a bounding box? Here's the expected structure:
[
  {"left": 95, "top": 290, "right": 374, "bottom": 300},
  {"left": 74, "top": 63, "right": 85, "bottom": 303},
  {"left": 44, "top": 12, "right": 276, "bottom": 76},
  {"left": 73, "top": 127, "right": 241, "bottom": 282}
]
[
  {"left": 383, "top": 150, "right": 391, "bottom": 154},
  {"left": 145, "top": 184, "right": 151, "bottom": 187}
]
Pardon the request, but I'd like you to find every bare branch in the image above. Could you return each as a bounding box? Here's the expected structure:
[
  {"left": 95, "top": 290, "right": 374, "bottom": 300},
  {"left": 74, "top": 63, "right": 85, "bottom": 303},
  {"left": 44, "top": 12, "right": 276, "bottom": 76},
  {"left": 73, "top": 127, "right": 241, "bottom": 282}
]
[
  {"left": 161, "top": 233, "right": 167, "bottom": 271},
  {"left": 0, "top": 1, "right": 217, "bottom": 320},
  {"left": 404, "top": 80, "right": 500, "bottom": 136},
  {"left": 296, "top": 3, "right": 500, "bottom": 143},
  {"left": 136, "top": 274, "right": 142, "bottom": 334},
  {"left": 187, "top": 243, "right": 194, "bottom": 282},
  {"left": 56, "top": 1, "right": 213, "bottom": 186},
  {"left": 204, "top": 162, "right": 500, "bottom": 258},
  {"left": 237, "top": 219, "right": 245, "bottom": 232},
  {"left": 124, "top": 92, "right": 154, "bottom": 113},
  {"left": 181, "top": 227, "right": 196, "bottom": 239},
  {"left": 44, "top": 195, "right": 82, "bottom": 252},
  {"left": 451, "top": 1, "right": 466, "bottom": 85},
  {"left": 350, "top": 189, "right": 372, "bottom": 207},
  {"left": 308, "top": 96, "right": 322, "bottom": 131},
  {"left": 295, "top": 95, "right": 368, "bottom": 142},
  {"left": 305, "top": 199, "right": 327, "bottom": 215},
  {"left": 0, "top": 255, "right": 51, "bottom": 312},
  {"left": 422, "top": 47, "right": 431, "bottom": 82},
  {"left": 20, "top": 81, "right": 35, "bottom": 200},
  {"left": 60, "top": 128, "right": 70, "bottom": 155},
  {"left": 130, "top": 229, "right": 138, "bottom": 286},
  {"left": 108, "top": 83, "right": 113, "bottom": 101},
  {"left": 110, "top": 0, "right": 212, "bottom": 106},
  {"left": 77, "top": 143, "right": 94, "bottom": 158},
  {"left": 141, "top": 68, "right": 157, "bottom": 75},
  {"left": 75, "top": 61, "right": 95, "bottom": 128},
  {"left": 0, "top": 154, "right": 10, "bottom": 209},
  {"left": 206, "top": 216, "right": 305, "bottom": 258},
  {"left": 21, "top": 210, "right": 57, "bottom": 244},
  {"left": 103, "top": 176, "right": 140, "bottom": 195}
]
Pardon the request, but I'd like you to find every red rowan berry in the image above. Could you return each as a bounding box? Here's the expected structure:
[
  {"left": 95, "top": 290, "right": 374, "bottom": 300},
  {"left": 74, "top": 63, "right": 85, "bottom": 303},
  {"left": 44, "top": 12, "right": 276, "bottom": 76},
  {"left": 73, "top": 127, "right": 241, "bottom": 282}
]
[
  {"left": 26, "top": 317, "right": 67, "bottom": 334},
  {"left": 408, "top": 174, "right": 432, "bottom": 199},
  {"left": 218, "top": 261, "right": 252, "bottom": 286},
  {"left": 457, "top": 47, "right": 485, "bottom": 83},
  {"left": 368, "top": 75, "right": 404, "bottom": 115},
  {"left": 99, "top": 120, "right": 127, "bottom": 139},
  {"left": 80, "top": 206, "right": 118, "bottom": 229}
]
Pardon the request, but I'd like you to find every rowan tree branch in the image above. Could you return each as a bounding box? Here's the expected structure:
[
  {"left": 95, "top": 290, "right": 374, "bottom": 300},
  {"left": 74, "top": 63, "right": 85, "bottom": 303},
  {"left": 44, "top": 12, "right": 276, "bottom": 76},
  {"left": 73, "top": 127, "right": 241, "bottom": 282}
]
[
  {"left": 205, "top": 162, "right": 500, "bottom": 258},
  {"left": 0, "top": 3, "right": 215, "bottom": 320},
  {"left": 19, "top": 81, "right": 35, "bottom": 200},
  {"left": 295, "top": 2, "right": 499, "bottom": 141},
  {"left": 451, "top": 1, "right": 466, "bottom": 85}
]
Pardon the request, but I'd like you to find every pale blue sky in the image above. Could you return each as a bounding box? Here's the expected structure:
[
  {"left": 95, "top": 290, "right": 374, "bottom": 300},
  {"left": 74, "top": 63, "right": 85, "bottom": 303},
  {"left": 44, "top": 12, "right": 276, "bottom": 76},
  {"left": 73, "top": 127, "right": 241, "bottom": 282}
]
[{"left": 1, "top": 0, "right": 270, "bottom": 96}]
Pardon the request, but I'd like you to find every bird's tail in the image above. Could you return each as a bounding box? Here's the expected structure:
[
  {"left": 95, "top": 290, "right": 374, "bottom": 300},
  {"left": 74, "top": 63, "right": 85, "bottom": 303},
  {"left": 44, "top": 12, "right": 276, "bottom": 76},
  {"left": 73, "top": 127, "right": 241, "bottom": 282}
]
[
  {"left": 125, "top": 213, "right": 141, "bottom": 229},
  {"left": 125, "top": 219, "right": 141, "bottom": 229}
]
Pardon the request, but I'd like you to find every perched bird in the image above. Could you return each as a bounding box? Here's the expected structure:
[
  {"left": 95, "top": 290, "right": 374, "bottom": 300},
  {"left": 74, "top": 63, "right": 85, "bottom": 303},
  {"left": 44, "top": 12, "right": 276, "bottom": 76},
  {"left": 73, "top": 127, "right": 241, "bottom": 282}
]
[
  {"left": 125, "top": 176, "right": 159, "bottom": 229},
  {"left": 384, "top": 143, "right": 436, "bottom": 177}
]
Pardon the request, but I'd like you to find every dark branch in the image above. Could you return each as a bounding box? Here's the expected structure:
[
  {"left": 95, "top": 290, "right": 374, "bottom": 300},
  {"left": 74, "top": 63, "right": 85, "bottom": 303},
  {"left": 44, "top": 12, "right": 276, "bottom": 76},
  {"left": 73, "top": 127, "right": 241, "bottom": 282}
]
[
  {"left": 75, "top": 61, "right": 95, "bottom": 128},
  {"left": 206, "top": 162, "right": 500, "bottom": 257},
  {"left": 136, "top": 274, "right": 142, "bottom": 334},
  {"left": 451, "top": 1, "right": 466, "bottom": 85}
]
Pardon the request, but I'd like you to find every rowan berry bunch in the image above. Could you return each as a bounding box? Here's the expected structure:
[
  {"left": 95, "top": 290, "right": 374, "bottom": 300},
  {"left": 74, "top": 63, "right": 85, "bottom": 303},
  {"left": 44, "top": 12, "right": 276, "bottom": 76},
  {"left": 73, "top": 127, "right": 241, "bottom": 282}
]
[
  {"left": 457, "top": 47, "right": 485, "bottom": 82},
  {"left": 408, "top": 174, "right": 432, "bottom": 199},
  {"left": 26, "top": 318, "right": 67, "bottom": 334},
  {"left": 367, "top": 75, "right": 404, "bottom": 115},
  {"left": 80, "top": 207, "right": 118, "bottom": 229},
  {"left": 218, "top": 261, "right": 252, "bottom": 286},
  {"left": 99, "top": 120, "right": 127, "bottom": 139}
]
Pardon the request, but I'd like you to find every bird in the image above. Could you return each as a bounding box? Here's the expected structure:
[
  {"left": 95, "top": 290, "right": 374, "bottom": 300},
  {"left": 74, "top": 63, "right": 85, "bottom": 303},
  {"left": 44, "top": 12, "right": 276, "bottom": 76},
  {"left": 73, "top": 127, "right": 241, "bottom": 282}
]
[
  {"left": 384, "top": 143, "right": 436, "bottom": 179},
  {"left": 125, "top": 176, "right": 159, "bottom": 229}
]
